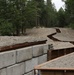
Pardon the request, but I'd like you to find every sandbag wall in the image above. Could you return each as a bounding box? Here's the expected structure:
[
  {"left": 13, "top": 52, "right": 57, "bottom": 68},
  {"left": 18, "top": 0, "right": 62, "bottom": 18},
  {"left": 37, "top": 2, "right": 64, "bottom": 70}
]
[{"left": 0, "top": 44, "right": 48, "bottom": 75}]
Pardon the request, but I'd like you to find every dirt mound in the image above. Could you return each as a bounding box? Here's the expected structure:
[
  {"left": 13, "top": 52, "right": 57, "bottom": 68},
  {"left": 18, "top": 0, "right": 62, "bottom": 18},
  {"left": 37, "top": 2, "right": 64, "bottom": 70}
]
[
  {"left": 0, "top": 36, "right": 46, "bottom": 47},
  {"left": 53, "top": 28, "right": 74, "bottom": 42}
]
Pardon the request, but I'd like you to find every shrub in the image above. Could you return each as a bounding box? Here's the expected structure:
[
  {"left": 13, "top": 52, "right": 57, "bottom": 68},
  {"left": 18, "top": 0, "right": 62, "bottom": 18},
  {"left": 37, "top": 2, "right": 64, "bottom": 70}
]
[{"left": 0, "top": 19, "right": 13, "bottom": 36}]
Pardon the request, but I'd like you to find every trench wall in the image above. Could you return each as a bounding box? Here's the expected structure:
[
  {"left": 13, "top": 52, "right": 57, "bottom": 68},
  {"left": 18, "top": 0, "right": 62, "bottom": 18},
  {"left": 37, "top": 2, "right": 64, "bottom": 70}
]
[{"left": 0, "top": 44, "right": 48, "bottom": 75}]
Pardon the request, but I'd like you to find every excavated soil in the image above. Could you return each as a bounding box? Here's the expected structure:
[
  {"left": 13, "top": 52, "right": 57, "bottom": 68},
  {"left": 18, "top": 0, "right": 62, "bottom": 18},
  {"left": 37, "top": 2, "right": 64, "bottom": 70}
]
[
  {"left": 26, "top": 27, "right": 74, "bottom": 49},
  {"left": 0, "top": 27, "right": 74, "bottom": 52}
]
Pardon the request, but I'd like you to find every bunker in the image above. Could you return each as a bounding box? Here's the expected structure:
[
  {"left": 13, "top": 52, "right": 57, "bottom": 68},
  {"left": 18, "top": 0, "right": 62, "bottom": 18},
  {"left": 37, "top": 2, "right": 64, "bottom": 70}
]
[{"left": 35, "top": 52, "right": 74, "bottom": 75}]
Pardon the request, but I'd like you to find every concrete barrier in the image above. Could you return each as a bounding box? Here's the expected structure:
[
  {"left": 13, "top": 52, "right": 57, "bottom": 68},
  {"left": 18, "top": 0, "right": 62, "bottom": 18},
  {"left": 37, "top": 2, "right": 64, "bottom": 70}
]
[
  {"left": 0, "top": 68, "right": 7, "bottom": 75},
  {"left": 7, "top": 62, "right": 25, "bottom": 75},
  {"left": 16, "top": 47, "right": 32, "bottom": 63},
  {"left": 0, "top": 44, "right": 49, "bottom": 75},
  {"left": 0, "top": 50, "right": 16, "bottom": 69},
  {"left": 32, "top": 45, "right": 44, "bottom": 57},
  {"left": 24, "top": 71, "right": 34, "bottom": 75},
  {"left": 38, "top": 54, "right": 47, "bottom": 64}
]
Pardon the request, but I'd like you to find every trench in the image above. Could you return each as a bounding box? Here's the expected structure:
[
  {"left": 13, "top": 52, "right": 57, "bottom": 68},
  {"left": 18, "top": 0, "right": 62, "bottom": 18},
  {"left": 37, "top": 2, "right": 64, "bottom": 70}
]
[
  {"left": 0, "top": 40, "right": 47, "bottom": 52},
  {"left": 0, "top": 28, "right": 74, "bottom": 52},
  {"left": 47, "top": 28, "right": 74, "bottom": 45},
  {"left": 47, "top": 28, "right": 61, "bottom": 42},
  {"left": 47, "top": 28, "right": 74, "bottom": 61}
]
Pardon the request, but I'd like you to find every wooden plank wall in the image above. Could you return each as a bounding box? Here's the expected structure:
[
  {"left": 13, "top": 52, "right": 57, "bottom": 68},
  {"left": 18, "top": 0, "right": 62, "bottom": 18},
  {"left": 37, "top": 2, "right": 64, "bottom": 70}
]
[
  {"left": 41, "top": 70, "right": 74, "bottom": 75},
  {"left": 47, "top": 48, "right": 74, "bottom": 61}
]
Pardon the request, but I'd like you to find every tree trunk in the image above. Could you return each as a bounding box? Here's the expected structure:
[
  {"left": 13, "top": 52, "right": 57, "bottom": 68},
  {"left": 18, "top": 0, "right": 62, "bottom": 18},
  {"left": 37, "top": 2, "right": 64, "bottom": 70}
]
[{"left": 16, "top": 26, "right": 20, "bottom": 36}]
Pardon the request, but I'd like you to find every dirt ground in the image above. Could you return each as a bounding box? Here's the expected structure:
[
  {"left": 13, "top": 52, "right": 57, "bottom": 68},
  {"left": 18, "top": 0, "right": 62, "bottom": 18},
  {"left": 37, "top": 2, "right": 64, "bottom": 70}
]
[
  {"left": 53, "top": 28, "right": 74, "bottom": 42},
  {"left": 26, "top": 27, "right": 74, "bottom": 49},
  {"left": 0, "top": 27, "right": 74, "bottom": 49}
]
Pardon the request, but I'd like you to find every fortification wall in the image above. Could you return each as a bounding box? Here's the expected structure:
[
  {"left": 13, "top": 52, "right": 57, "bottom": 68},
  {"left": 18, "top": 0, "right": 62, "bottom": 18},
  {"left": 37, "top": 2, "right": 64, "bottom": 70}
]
[{"left": 0, "top": 44, "right": 48, "bottom": 75}]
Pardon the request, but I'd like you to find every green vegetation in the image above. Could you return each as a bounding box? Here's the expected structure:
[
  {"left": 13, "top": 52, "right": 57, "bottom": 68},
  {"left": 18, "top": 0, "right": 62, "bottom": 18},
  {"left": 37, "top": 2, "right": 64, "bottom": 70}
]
[
  {"left": 62, "top": 0, "right": 74, "bottom": 29},
  {"left": 0, "top": 0, "right": 74, "bottom": 35}
]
